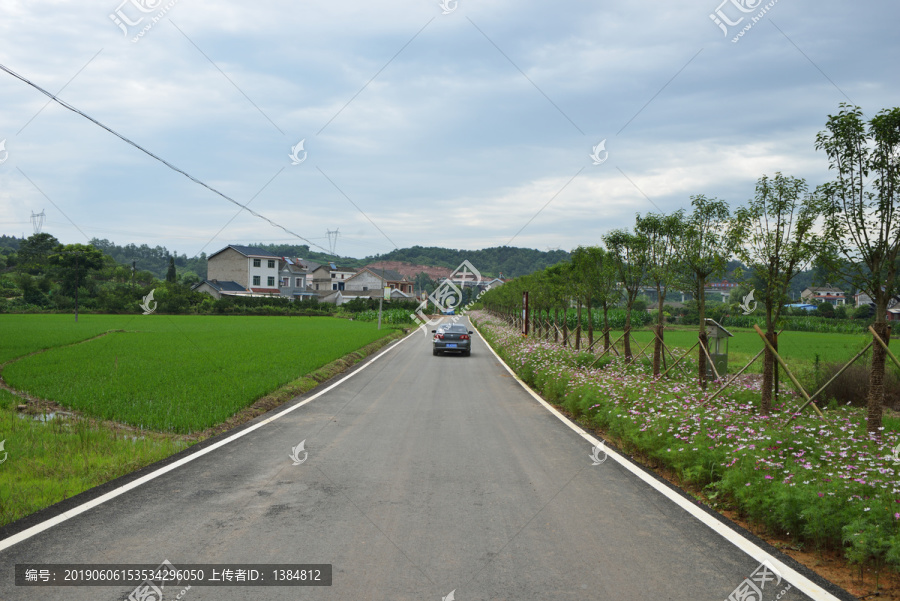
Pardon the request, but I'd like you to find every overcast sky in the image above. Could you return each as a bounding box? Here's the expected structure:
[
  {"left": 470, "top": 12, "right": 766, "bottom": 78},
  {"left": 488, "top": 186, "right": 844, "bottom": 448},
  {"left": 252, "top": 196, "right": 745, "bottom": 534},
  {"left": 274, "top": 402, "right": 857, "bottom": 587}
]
[{"left": 0, "top": 0, "right": 897, "bottom": 260}]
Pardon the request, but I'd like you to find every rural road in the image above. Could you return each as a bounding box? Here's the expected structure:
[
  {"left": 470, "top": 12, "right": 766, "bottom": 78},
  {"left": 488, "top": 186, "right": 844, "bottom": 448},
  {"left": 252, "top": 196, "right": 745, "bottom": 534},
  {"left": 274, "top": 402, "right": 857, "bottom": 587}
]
[{"left": 0, "top": 317, "right": 847, "bottom": 600}]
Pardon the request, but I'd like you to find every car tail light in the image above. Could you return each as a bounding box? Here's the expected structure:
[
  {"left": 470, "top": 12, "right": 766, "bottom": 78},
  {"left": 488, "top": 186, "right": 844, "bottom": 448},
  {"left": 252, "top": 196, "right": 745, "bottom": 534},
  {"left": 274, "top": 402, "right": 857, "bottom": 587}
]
[
  {"left": 435, "top": 333, "right": 444, "bottom": 340},
  {"left": 460, "top": 334, "right": 469, "bottom": 340}
]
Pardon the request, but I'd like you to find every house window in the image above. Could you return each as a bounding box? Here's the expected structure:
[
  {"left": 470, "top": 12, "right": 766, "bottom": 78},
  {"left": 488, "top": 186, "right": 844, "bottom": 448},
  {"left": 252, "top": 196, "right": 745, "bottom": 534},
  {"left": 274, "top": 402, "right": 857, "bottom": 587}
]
[
  {"left": 253, "top": 276, "right": 260, "bottom": 286},
  {"left": 332, "top": 283, "right": 337, "bottom": 290},
  {"left": 362, "top": 286, "right": 368, "bottom": 291},
  {"left": 296, "top": 278, "right": 302, "bottom": 287},
  {"left": 315, "top": 284, "right": 319, "bottom": 290},
  {"left": 253, "top": 259, "right": 261, "bottom": 267},
  {"left": 281, "top": 278, "right": 288, "bottom": 287},
  {"left": 268, "top": 277, "right": 275, "bottom": 287},
  {"left": 331, "top": 273, "right": 336, "bottom": 278},
  {"left": 268, "top": 260, "right": 275, "bottom": 269}
]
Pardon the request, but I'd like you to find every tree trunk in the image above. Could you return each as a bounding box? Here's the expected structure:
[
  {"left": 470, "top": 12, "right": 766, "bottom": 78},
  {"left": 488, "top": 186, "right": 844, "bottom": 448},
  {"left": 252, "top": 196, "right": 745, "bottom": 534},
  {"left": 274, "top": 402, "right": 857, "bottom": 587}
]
[
  {"left": 867, "top": 321, "right": 891, "bottom": 436},
  {"left": 603, "top": 304, "right": 610, "bottom": 350},
  {"left": 576, "top": 301, "right": 582, "bottom": 350},
  {"left": 653, "top": 285, "right": 664, "bottom": 375},
  {"left": 697, "top": 279, "right": 707, "bottom": 390},
  {"left": 554, "top": 308, "right": 559, "bottom": 343},
  {"left": 624, "top": 303, "right": 632, "bottom": 362},
  {"left": 760, "top": 329, "right": 776, "bottom": 415},
  {"left": 562, "top": 307, "right": 568, "bottom": 347},
  {"left": 587, "top": 299, "right": 593, "bottom": 348}
]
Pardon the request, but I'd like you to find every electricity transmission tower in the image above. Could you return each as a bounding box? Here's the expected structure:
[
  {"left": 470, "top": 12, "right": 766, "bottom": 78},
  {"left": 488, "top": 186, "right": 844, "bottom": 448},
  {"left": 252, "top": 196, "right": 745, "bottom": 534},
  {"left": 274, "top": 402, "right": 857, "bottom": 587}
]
[
  {"left": 30, "top": 210, "right": 45, "bottom": 234},
  {"left": 326, "top": 228, "right": 340, "bottom": 256}
]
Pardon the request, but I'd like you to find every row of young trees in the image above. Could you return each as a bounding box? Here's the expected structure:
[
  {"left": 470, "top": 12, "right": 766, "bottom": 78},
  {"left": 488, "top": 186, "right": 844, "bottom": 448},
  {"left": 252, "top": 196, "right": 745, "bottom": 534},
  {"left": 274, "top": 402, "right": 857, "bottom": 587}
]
[{"left": 481, "top": 104, "right": 900, "bottom": 434}]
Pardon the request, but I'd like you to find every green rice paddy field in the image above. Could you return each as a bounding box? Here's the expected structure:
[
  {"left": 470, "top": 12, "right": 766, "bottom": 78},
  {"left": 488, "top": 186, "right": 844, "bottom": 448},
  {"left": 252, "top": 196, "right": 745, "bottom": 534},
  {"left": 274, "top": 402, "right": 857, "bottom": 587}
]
[
  {"left": 1, "top": 314, "right": 397, "bottom": 433},
  {"left": 600, "top": 327, "right": 881, "bottom": 375}
]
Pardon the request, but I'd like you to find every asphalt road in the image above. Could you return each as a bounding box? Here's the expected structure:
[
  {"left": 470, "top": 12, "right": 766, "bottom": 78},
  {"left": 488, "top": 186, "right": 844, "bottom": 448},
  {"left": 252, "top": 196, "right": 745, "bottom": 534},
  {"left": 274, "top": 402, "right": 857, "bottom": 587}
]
[{"left": 0, "top": 317, "right": 842, "bottom": 600}]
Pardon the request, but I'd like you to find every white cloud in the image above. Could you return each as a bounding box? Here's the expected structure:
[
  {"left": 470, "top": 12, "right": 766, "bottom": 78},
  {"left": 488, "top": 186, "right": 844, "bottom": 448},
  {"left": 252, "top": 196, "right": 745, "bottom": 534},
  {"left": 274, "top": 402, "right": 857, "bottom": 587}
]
[{"left": 0, "top": 0, "right": 898, "bottom": 258}]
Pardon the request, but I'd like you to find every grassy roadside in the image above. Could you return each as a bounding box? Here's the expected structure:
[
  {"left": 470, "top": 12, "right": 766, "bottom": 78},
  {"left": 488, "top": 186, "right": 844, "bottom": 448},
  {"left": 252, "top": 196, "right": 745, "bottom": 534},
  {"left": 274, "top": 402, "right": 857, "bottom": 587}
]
[
  {"left": 0, "top": 325, "right": 406, "bottom": 528},
  {"left": 471, "top": 311, "right": 900, "bottom": 594}
]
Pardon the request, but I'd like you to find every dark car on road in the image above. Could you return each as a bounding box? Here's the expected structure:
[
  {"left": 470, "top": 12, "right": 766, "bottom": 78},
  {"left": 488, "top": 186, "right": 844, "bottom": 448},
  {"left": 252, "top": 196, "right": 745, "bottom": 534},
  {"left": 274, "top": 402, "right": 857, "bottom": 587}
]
[{"left": 432, "top": 324, "right": 473, "bottom": 356}]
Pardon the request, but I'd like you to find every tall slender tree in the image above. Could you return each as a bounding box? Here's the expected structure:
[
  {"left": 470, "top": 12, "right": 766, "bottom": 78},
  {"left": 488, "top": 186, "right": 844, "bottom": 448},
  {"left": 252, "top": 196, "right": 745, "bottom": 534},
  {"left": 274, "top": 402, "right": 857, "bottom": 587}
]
[
  {"left": 678, "top": 195, "right": 731, "bottom": 388},
  {"left": 635, "top": 211, "right": 684, "bottom": 375},
  {"left": 545, "top": 262, "right": 570, "bottom": 343},
  {"left": 816, "top": 104, "right": 900, "bottom": 434},
  {"left": 729, "top": 173, "right": 823, "bottom": 414},
  {"left": 593, "top": 248, "right": 622, "bottom": 351},
  {"left": 602, "top": 230, "right": 648, "bottom": 361},
  {"left": 571, "top": 246, "right": 604, "bottom": 348},
  {"left": 166, "top": 256, "right": 177, "bottom": 283}
]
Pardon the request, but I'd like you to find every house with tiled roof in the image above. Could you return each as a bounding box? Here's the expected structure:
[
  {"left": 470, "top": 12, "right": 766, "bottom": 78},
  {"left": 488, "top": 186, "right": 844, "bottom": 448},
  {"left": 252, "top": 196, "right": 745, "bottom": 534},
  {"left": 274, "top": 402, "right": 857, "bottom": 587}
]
[
  {"left": 344, "top": 267, "right": 414, "bottom": 295},
  {"left": 191, "top": 278, "right": 249, "bottom": 299},
  {"left": 321, "top": 288, "right": 412, "bottom": 306},
  {"left": 800, "top": 285, "right": 847, "bottom": 306},
  {"left": 195, "top": 245, "right": 283, "bottom": 297},
  {"left": 306, "top": 261, "right": 356, "bottom": 294},
  {"left": 278, "top": 257, "right": 319, "bottom": 300}
]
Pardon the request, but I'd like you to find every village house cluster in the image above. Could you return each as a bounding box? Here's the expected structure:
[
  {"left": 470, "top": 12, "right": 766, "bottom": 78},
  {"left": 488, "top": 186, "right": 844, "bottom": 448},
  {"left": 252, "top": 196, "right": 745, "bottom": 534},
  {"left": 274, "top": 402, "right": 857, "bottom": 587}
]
[{"left": 191, "top": 245, "right": 504, "bottom": 305}]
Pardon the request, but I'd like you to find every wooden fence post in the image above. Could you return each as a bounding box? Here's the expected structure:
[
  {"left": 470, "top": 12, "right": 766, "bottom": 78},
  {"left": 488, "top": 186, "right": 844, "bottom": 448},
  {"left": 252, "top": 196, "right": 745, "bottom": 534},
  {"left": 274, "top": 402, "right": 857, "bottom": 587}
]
[{"left": 752, "top": 325, "right": 824, "bottom": 418}]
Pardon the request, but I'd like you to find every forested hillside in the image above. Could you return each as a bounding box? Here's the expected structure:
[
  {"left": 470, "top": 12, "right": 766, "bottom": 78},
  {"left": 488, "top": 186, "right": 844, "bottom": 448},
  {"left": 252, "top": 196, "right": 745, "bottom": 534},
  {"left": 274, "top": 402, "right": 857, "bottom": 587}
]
[
  {"left": 250, "top": 244, "right": 570, "bottom": 278},
  {"left": 90, "top": 239, "right": 208, "bottom": 282},
  {"left": 370, "top": 246, "right": 570, "bottom": 278},
  {"left": 0, "top": 237, "right": 570, "bottom": 282}
]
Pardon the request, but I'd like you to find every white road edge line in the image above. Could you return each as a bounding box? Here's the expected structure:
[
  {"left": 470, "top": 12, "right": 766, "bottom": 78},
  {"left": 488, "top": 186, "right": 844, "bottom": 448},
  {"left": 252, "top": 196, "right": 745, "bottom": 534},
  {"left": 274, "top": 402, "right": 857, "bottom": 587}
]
[
  {"left": 474, "top": 324, "right": 839, "bottom": 601},
  {"left": 0, "top": 333, "right": 413, "bottom": 553}
]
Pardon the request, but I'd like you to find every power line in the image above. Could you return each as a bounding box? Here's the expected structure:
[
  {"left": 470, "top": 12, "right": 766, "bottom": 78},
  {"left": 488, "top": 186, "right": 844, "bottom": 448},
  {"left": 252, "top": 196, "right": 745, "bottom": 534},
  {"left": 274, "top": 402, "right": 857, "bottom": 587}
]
[{"left": 0, "top": 62, "right": 331, "bottom": 256}]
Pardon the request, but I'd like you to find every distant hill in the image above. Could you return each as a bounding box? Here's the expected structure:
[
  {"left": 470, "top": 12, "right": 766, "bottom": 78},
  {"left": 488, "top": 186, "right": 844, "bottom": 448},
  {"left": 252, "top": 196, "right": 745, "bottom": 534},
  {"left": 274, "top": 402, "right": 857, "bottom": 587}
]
[
  {"left": 90, "top": 239, "right": 207, "bottom": 281},
  {"left": 40, "top": 240, "right": 568, "bottom": 281},
  {"left": 364, "top": 261, "right": 453, "bottom": 281},
  {"left": 369, "top": 246, "right": 571, "bottom": 278},
  {"left": 250, "top": 244, "right": 569, "bottom": 279},
  {"left": 247, "top": 243, "right": 356, "bottom": 268}
]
